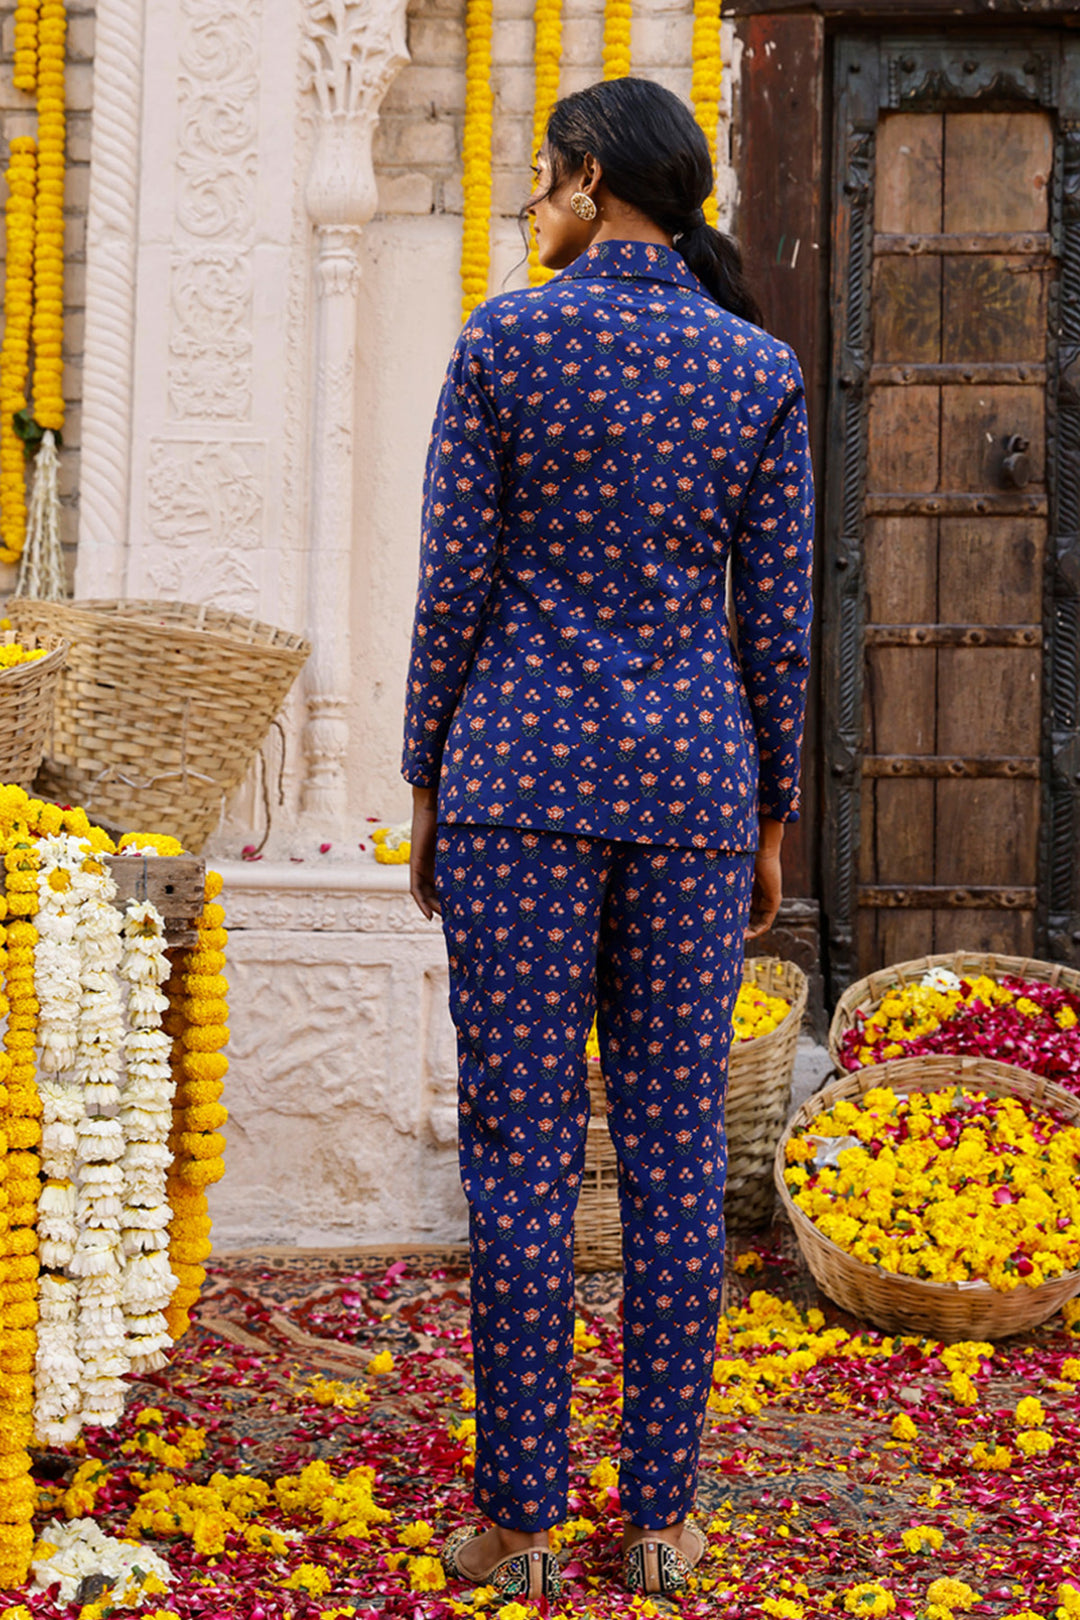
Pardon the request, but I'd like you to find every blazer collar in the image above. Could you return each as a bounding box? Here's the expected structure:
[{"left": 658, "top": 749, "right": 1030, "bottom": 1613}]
[{"left": 556, "top": 238, "right": 703, "bottom": 293}]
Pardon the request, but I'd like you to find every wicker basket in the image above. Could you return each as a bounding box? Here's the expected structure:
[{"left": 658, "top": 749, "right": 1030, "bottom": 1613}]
[
  {"left": 0, "top": 629, "right": 68, "bottom": 788},
  {"left": 829, "top": 949, "right": 1080, "bottom": 1070},
  {"left": 774, "top": 1054, "right": 1080, "bottom": 1342},
  {"left": 573, "top": 956, "right": 808, "bottom": 1270},
  {"left": 4, "top": 599, "right": 309, "bottom": 852},
  {"left": 726, "top": 956, "right": 808, "bottom": 1229}
]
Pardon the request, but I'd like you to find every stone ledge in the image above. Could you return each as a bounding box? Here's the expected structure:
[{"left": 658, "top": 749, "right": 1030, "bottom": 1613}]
[{"left": 217, "top": 859, "right": 442, "bottom": 934}]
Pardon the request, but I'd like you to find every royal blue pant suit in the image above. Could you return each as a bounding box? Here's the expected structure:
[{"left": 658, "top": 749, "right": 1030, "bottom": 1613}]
[{"left": 403, "top": 240, "right": 814, "bottom": 1531}]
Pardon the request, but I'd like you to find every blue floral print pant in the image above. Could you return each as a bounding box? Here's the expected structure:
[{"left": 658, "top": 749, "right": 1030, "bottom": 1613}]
[{"left": 435, "top": 824, "right": 754, "bottom": 1531}]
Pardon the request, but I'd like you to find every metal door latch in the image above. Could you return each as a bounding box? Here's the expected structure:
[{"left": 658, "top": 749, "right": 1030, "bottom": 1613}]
[{"left": 1001, "top": 433, "right": 1032, "bottom": 489}]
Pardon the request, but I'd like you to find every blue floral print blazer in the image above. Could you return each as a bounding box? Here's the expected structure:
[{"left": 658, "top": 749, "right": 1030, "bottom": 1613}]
[{"left": 402, "top": 238, "right": 814, "bottom": 853}]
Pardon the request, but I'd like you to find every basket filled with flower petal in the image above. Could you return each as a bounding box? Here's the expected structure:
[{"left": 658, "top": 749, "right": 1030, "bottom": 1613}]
[
  {"left": 4, "top": 598, "right": 309, "bottom": 853},
  {"left": 575, "top": 956, "right": 807, "bottom": 1269},
  {"left": 829, "top": 951, "right": 1080, "bottom": 1100},
  {"left": 774, "top": 1054, "right": 1080, "bottom": 1342},
  {"left": 0, "top": 627, "right": 68, "bottom": 788}
]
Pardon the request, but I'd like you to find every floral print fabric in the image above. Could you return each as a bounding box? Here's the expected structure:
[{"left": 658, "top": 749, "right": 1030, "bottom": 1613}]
[
  {"left": 403, "top": 238, "right": 814, "bottom": 853},
  {"left": 436, "top": 824, "right": 754, "bottom": 1529}
]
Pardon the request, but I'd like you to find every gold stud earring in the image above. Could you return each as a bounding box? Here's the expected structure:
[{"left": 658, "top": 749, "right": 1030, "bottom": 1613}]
[{"left": 570, "top": 190, "right": 598, "bottom": 222}]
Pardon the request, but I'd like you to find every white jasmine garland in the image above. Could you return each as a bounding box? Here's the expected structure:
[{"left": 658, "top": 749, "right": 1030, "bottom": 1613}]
[{"left": 119, "top": 898, "right": 178, "bottom": 1373}]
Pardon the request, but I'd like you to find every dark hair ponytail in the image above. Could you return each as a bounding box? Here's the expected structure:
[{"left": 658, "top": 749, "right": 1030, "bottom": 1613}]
[{"left": 542, "top": 77, "right": 761, "bottom": 325}]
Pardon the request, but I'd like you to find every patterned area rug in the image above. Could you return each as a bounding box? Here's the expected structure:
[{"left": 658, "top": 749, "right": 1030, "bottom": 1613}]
[{"left": 14, "top": 1220, "right": 1080, "bottom": 1619}]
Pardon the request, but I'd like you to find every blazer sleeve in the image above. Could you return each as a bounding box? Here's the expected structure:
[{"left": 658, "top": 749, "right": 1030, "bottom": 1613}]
[
  {"left": 401, "top": 314, "right": 504, "bottom": 789},
  {"left": 730, "top": 362, "right": 814, "bottom": 823}
]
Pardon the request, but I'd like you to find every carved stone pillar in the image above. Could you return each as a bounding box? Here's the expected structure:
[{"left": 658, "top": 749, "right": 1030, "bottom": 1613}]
[{"left": 300, "top": 0, "right": 409, "bottom": 837}]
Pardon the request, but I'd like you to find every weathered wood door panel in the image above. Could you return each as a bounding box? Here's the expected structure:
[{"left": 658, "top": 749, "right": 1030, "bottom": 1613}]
[{"left": 823, "top": 34, "right": 1080, "bottom": 997}]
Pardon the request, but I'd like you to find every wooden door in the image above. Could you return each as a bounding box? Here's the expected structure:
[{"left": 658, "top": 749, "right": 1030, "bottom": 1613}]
[{"left": 824, "top": 35, "right": 1080, "bottom": 996}]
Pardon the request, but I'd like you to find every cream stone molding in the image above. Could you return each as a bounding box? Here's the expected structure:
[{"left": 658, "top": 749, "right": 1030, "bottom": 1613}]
[
  {"left": 299, "top": 0, "right": 409, "bottom": 837},
  {"left": 76, "top": 0, "right": 146, "bottom": 593},
  {"left": 216, "top": 859, "right": 441, "bottom": 934}
]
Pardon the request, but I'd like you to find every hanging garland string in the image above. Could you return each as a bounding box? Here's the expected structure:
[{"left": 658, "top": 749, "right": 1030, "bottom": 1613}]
[
  {"left": 12, "top": 0, "right": 39, "bottom": 92},
  {"left": 1, "top": 0, "right": 66, "bottom": 575},
  {"left": 527, "top": 0, "right": 562, "bottom": 286},
  {"left": 602, "top": 0, "right": 632, "bottom": 81},
  {"left": 164, "top": 870, "right": 229, "bottom": 1343},
  {"left": 691, "top": 0, "right": 722, "bottom": 227},
  {"left": 460, "top": 0, "right": 494, "bottom": 322},
  {"left": 0, "top": 830, "right": 41, "bottom": 1586},
  {"left": 0, "top": 140, "right": 36, "bottom": 565},
  {"left": 32, "top": 0, "right": 66, "bottom": 435}
]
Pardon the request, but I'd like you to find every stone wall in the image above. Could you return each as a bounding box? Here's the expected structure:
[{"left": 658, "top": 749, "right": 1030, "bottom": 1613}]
[{"left": 0, "top": 0, "right": 94, "bottom": 595}]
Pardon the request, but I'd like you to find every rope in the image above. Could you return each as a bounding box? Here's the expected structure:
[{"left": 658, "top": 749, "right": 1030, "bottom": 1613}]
[{"left": 13, "top": 429, "right": 66, "bottom": 600}]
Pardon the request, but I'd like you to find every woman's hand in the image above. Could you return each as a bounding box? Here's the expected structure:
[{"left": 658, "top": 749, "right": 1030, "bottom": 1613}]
[
  {"left": 746, "top": 816, "right": 784, "bottom": 940},
  {"left": 409, "top": 786, "right": 441, "bottom": 920}
]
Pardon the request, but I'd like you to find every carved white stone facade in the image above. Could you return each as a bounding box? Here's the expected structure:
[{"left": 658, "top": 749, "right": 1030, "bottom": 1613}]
[{"left": 208, "top": 861, "right": 466, "bottom": 1247}]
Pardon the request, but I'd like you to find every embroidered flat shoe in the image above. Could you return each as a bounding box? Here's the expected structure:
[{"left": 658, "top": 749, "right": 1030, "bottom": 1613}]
[
  {"left": 622, "top": 1521, "right": 706, "bottom": 1596},
  {"left": 441, "top": 1526, "right": 563, "bottom": 1600}
]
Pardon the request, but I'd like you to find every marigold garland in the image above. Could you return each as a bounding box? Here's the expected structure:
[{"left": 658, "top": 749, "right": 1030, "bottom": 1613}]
[
  {"left": 0, "top": 828, "right": 41, "bottom": 1587},
  {"left": 0, "top": 139, "right": 37, "bottom": 565},
  {"left": 13, "top": 0, "right": 39, "bottom": 92},
  {"left": 32, "top": 0, "right": 67, "bottom": 435},
  {"left": 602, "top": 0, "right": 632, "bottom": 80},
  {"left": 528, "top": 0, "right": 562, "bottom": 286},
  {"left": 690, "top": 0, "right": 722, "bottom": 228},
  {"left": 460, "top": 0, "right": 494, "bottom": 321},
  {"left": 164, "top": 871, "right": 228, "bottom": 1342}
]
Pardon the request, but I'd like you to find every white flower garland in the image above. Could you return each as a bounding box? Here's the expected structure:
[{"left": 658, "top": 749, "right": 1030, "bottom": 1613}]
[
  {"left": 31, "top": 1516, "right": 173, "bottom": 1605},
  {"left": 34, "top": 834, "right": 93, "bottom": 1444},
  {"left": 118, "top": 900, "right": 177, "bottom": 1373}
]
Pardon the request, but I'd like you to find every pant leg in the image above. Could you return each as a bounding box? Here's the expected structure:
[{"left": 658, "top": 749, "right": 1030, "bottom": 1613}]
[
  {"left": 436, "top": 824, "right": 611, "bottom": 1530},
  {"left": 596, "top": 844, "right": 754, "bottom": 1528}
]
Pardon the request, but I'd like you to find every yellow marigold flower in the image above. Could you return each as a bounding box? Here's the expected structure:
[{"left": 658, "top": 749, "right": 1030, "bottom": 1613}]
[
  {"left": 408, "top": 1554, "right": 446, "bottom": 1592},
  {"left": 1057, "top": 1582, "right": 1080, "bottom": 1617},
  {"left": 283, "top": 1563, "right": 332, "bottom": 1594},
  {"left": 1015, "top": 1396, "right": 1046, "bottom": 1428},
  {"left": 1017, "top": 1428, "right": 1054, "bottom": 1456},
  {"left": 900, "top": 1524, "right": 944, "bottom": 1553},
  {"left": 842, "top": 1581, "right": 896, "bottom": 1615},
  {"left": 1061, "top": 1357, "right": 1080, "bottom": 1381},
  {"left": 399, "top": 1520, "right": 435, "bottom": 1548},
  {"left": 589, "top": 1457, "right": 619, "bottom": 1490},
  {"left": 890, "top": 1412, "right": 916, "bottom": 1444},
  {"left": 762, "top": 1599, "right": 805, "bottom": 1619},
  {"left": 368, "top": 1350, "right": 394, "bottom": 1375},
  {"left": 926, "top": 1577, "right": 979, "bottom": 1610},
  {"left": 949, "top": 1370, "right": 978, "bottom": 1406},
  {"left": 971, "top": 1441, "right": 1013, "bottom": 1470}
]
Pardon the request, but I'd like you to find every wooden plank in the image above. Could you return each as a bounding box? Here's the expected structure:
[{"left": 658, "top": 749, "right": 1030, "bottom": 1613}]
[
  {"left": 872, "top": 258, "right": 941, "bottom": 364},
  {"left": 862, "top": 755, "right": 1039, "bottom": 778},
  {"left": 865, "top": 648, "right": 936, "bottom": 754},
  {"left": 874, "top": 113, "right": 942, "bottom": 234},
  {"left": 875, "top": 231, "right": 1052, "bottom": 256},
  {"left": 733, "top": 11, "right": 826, "bottom": 904},
  {"left": 943, "top": 257, "right": 1050, "bottom": 364},
  {"left": 870, "top": 363, "right": 1046, "bottom": 386},
  {"left": 935, "top": 779, "right": 1040, "bottom": 885},
  {"left": 943, "top": 111, "right": 1053, "bottom": 234},
  {"left": 937, "top": 647, "right": 1042, "bottom": 755},
  {"left": 865, "top": 625, "right": 1041, "bottom": 649},
  {"left": 867, "top": 385, "right": 939, "bottom": 492},
  {"left": 938, "top": 517, "right": 1043, "bottom": 625},
  {"left": 940, "top": 383, "right": 1045, "bottom": 493},
  {"left": 867, "top": 493, "right": 1047, "bottom": 517},
  {"left": 859, "top": 885, "right": 1035, "bottom": 909},
  {"left": 105, "top": 854, "right": 206, "bottom": 947},
  {"left": 932, "top": 910, "right": 1035, "bottom": 957},
  {"left": 864, "top": 517, "right": 936, "bottom": 623}
]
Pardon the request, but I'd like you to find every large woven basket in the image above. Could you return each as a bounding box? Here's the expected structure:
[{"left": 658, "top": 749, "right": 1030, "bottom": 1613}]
[
  {"left": 5, "top": 599, "right": 309, "bottom": 852},
  {"left": 829, "top": 949, "right": 1080, "bottom": 1070},
  {"left": 0, "top": 629, "right": 68, "bottom": 788},
  {"left": 726, "top": 956, "right": 808, "bottom": 1229},
  {"left": 774, "top": 1054, "right": 1080, "bottom": 1342},
  {"left": 573, "top": 956, "right": 808, "bottom": 1270}
]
